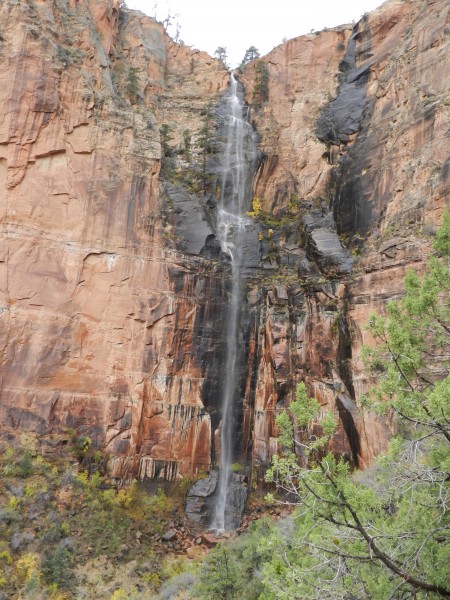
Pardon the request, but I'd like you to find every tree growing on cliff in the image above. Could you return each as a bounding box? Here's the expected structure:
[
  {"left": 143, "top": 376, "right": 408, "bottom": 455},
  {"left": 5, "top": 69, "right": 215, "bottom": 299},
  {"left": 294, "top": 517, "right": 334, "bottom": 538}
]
[
  {"left": 263, "top": 215, "right": 450, "bottom": 599},
  {"left": 182, "top": 128, "right": 192, "bottom": 161},
  {"left": 160, "top": 123, "right": 173, "bottom": 157},
  {"left": 240, "top": 46, "right": 260, "bottom": 66},
  {"left": 252, "top": 60, "right": 269, "bottom": 108},
  {"left": 126, "top": 67, "right": 140, "bottom": 104},
  {"left": 196, "top": 101, "right": 216, "bottom": 193},
  {"left": 214, "top": 46, "right": 229, "bottom": 68}
]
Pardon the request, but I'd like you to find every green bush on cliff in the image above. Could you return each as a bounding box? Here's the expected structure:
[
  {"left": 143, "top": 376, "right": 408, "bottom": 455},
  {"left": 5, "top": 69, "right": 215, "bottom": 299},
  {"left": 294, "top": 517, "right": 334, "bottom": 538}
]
[
  {"left": 252, "top": 61, "right": 269, "bottom": 108},
  {"left": 240, "top": 46, "right": 260, "bottom": 67},
  {"left": 127, "top": 66, "right": 140, "bottom": 104}
]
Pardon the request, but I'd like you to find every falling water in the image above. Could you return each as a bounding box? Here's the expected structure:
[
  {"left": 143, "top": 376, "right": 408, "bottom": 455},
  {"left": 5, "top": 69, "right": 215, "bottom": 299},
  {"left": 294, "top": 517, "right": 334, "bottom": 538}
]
[{"left": 210, "top": 74, "right": 257, "bottom": 532}]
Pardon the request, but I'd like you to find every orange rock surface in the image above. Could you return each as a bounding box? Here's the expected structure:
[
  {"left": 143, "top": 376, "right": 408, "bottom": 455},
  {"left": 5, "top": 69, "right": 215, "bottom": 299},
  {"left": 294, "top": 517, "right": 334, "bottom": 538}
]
[
  {"left": 0, "top": 0, "right": 228, "bottom": 479},
  {"left": 241, "top": 0, "right": 449, "bottom": 468},
  {"left": 0, "top": 0, "right": 448, "bottom": 478}
]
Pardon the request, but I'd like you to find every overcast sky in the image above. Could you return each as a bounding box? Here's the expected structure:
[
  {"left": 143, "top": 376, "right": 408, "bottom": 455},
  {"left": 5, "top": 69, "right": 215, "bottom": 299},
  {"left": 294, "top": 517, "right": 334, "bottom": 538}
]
[{"left": 126, "top": 0, "right": 385, "bottom": 67}]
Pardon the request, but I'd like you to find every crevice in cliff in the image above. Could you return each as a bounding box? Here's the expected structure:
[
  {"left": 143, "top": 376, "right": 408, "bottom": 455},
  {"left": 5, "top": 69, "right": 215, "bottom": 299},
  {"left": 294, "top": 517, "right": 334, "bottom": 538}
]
[
  {"left": 334, "top": 287, "right": 360, "bottom": 467},
  {"left": 315, "top": 14, "right": 376, "bottom": 241},
  {"left": 239, "top": 291, "right": 262, "bottom": 466},
  {"left": 336, "top": 300, "right": 356, "bottom": 402},
  {"left": 316, "top": 14, "right": 372, "bottom": 147},
  {"left": 335, "top": 394, "right": 361, "bottom": 468}
]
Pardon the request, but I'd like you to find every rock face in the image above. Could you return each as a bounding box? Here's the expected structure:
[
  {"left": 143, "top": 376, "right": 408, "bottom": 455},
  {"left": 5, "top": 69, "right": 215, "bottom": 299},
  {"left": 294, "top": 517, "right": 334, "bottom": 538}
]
[
  {"left": 0, "top": 0, "right": 229, "bottom": 479},
  {"left": 185, "top": 471, "right": 248, "bottom": 530},
  {"left": 0, "top": 0, "right": 448, "bottom": 483},
  {"left": 185, "top": 472, "right": 219, "bottom": 524},
  {"left": 240, "top": 0, "right": 449, "bottom": 468}
]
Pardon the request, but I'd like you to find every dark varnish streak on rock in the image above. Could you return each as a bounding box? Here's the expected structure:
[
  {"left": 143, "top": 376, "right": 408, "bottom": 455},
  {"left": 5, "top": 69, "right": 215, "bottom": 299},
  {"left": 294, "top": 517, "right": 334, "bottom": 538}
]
[{"left": 316, "top": 15, "right": 376, "bottom": 239}]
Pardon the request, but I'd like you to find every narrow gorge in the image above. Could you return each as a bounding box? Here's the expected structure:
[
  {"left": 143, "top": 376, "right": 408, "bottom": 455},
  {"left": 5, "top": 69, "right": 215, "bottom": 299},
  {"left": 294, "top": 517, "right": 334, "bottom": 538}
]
[{"left": 0, "top": 0, "right": 449, "bottom": 532}]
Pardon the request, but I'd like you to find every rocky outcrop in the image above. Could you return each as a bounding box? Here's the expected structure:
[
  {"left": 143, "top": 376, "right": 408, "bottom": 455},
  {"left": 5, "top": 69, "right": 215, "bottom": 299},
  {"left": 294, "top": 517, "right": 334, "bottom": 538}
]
[
  {"left": 0, "top": 0, "right": 448, "bottom": 483},
  {"left": 185, "top": 471, "right": 248, "bottom": 530}
]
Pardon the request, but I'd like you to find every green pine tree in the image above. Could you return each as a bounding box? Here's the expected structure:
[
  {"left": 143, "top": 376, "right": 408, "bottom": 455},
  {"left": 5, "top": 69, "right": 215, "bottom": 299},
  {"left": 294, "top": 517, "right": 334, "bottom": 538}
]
[
  {"left": 252, "top": 60, "right": 269, "bottom": 108},
  {"left": 240, "top": 46, "right": 260, "bottom": 66},
  {"left": 263, "top": 215, "right": 450, "bottom": 599}
]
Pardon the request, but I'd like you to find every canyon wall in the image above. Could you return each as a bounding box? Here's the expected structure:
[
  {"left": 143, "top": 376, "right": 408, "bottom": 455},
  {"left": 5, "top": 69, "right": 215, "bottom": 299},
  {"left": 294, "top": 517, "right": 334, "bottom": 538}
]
[
  {"left": 0, "top": 0, "right": 448, "bottom": 479},
  {"left": 240, "top": 0, "right": 449, "bottom": 468},
  {"left": 0, "top": 0, "right": 229, "bottom": 479}
]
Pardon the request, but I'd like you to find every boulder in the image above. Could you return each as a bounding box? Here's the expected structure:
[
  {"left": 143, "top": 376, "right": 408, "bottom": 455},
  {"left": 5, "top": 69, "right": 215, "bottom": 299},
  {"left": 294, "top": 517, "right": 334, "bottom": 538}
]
[{"left": 161, "top": 529, "right": 177, "bottom": 542}]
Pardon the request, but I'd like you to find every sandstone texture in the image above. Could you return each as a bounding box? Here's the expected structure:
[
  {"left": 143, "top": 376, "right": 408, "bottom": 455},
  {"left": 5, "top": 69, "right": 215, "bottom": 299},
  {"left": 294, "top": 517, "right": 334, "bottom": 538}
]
[
  {"left": 241, "top": 0, "right": 449, "bottom": 467},
  {"left": 0, "top": 0, "right": 448, "bottom": 481},
  {"left": 0, "top": 0, "right": 228, "bottom": 479}
]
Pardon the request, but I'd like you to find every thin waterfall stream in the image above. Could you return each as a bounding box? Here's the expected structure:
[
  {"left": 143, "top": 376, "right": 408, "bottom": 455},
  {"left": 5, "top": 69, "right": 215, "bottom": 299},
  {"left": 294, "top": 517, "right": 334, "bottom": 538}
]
[{"left": 210, "top": 73, "right": 257, "bottom": 532}]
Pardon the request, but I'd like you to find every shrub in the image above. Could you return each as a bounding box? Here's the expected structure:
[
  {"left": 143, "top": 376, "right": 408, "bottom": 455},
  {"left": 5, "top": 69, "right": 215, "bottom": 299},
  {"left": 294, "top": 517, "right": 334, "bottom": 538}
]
[
  {"left": 41, "top": 546, "right": 74, "bottom": 588},
  {"left": 126, "top": 67, "right": 140, "bottom": 104},
  {"left": 252, "top": 61, "right": 269, "bottom": 108}
]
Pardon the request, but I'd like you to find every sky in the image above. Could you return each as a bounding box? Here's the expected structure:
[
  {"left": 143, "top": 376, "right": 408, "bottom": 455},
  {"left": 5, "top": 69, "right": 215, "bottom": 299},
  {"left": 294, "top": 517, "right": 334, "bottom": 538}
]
[{"left": 126, "top": 0, "right": 385, "bottom": 67}]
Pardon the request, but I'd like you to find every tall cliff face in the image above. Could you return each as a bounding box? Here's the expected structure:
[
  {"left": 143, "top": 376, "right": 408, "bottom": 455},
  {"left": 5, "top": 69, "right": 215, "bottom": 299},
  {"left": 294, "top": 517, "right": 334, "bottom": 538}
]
[
  {"left": 0, "top": 0, "right": 448, "bottom": 479},
  {"left": 241, "top": 0, "right": 449, "bottom": 468},
  {"left": 0, "top": 0, "right": 229, "bottom": 479}
]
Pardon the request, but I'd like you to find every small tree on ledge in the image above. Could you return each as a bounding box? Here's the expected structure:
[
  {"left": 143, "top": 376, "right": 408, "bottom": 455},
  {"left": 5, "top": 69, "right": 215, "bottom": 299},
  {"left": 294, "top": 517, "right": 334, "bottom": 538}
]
[
  {"left": 214, "top": 46, "right": 229, "bottom": 68},
  {"left": 252, "top": 60, "right": 269, "bottom": 108},
  {"left": 240, "top": 45, "right": 260, "bottom": 67}
]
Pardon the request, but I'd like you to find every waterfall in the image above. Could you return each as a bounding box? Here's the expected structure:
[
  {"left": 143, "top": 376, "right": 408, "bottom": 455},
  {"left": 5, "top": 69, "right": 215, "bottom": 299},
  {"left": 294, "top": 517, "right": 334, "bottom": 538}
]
[{"left": 210, "top": 74, "right": 257, "bottom": 532}]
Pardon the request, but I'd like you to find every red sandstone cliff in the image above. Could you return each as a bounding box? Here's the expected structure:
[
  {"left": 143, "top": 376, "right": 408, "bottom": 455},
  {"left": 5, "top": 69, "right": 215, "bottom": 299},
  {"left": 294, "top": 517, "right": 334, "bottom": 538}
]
[
  {"left": 0, "top": 0, "right": 448, "bottom": 479},
  {"left": 241, "top": 0, "right": 449, "bottom": 468},
  {"left": 0, "top": 0, "right": 228, "bottom": 479}
]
